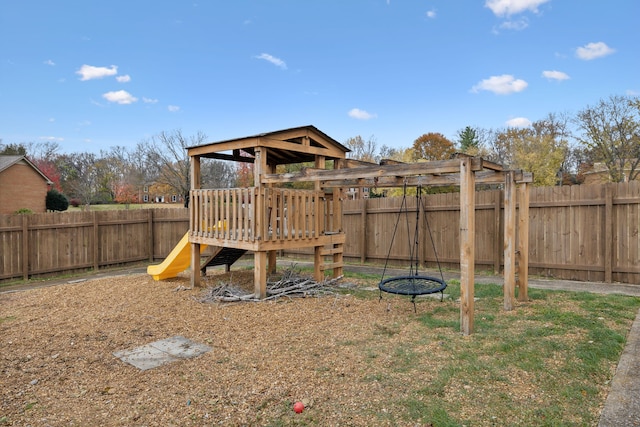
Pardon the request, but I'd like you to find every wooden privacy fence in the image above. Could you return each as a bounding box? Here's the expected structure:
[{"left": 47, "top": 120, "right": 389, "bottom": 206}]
[
  {"left": 0, "top": 209, "right": 189, "bottom": 281},
  {"left": 339, "top": 181, "right": 639, "bottom": 284},
  {"left": 0, "top": 181, "right": 638, "bottom": 284}
]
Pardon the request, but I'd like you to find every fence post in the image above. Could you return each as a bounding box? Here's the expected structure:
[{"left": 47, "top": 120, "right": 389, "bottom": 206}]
[
  {"left": 604, "top": 184, "right": 613, "bottom": 283},
  {"left": 360, "top": 198, "right": 367, "bottom": 263},
  {"left": 148, "top": 209, "right": 154, "bottom": 262},
  {"left": 93, "top": 211, "right": 99, "bottom": 271},
  {"left": 22, "top": 214, "right": 29, "bottom": 281},
  {"left": 493, "top": 190, "right": 502, "bottom": 275}
]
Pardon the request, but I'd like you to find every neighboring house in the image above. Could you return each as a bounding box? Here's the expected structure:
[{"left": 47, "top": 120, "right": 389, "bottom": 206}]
[
  {"left": 582, "top": 161, "right": 639, "bottom": 185},
  {"left": 141, "top": 183, "right": 185, "bottom": 205},
  {"left": 0, "top": 155, "right": 53, "bottom": 214}
]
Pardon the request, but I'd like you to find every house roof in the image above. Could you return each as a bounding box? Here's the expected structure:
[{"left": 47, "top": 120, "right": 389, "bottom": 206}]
[
  {"left": 0, "top": 155, "right": 53, "bottom": 184},
  {"left": 186, "top": 125, "right": 350, "bottom": 165}
]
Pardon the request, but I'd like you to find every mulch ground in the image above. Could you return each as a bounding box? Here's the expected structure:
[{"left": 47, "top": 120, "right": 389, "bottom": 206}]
[{"left": 1, "top": 270, "right": 438, "bottom": 426}]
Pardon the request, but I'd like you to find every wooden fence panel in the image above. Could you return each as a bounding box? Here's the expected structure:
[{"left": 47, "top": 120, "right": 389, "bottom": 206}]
[
  {"left": 26, "top": 212, "right": 93, "bottom": 276},
  {"left": 339, "top": 181, "right": 639, "bottom": 285},
  {"left": 0, "top": 215, "right": 24, "bottom": 279},
  {"left": 149, "top": 208, "right": 190, "bottom": 259},
  {"left": 0, "top": 182, "right": 638, "bottom": 284},
  {"left": 613, "top": 182, "right": 640, "bottom": 284}
]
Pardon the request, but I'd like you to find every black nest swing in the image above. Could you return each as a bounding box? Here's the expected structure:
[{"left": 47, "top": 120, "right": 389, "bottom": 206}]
[{"left": 379, "top": 184, "right": 447, "bottom": 312}]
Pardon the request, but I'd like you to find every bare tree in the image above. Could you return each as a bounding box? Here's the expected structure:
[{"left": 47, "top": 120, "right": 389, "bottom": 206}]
[
  {"left": 138, "top": 130, "right": 207, "bottom": 198},
  {"left": 345, "top": 135, "right": 378, "bottom": 163},
  {"left": 574, "top": 95, "right": 640, "bottom": 182}
]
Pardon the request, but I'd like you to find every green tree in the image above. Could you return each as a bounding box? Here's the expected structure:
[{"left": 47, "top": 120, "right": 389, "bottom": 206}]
[
  {"left": 0, "top": 141, "right": 27, "bottom": 155},
  {"left": 456, "top": 126, "right": 480, "bottom": 154},
  {"left": 411, "top": 132, "right": 455, "bottom": 161},
  {"left": 574, "top": 94, "right": 640, "bottom": 182}
]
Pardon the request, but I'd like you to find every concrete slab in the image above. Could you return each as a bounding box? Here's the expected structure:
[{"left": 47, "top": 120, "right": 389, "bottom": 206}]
[{"left": 114, "top": 336, "right": 211, "bottom": 370}]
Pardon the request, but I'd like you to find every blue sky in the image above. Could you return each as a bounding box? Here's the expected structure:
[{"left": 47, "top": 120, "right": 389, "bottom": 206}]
[{"left": 1, "top": 0, "right": 638, "bottom": 154}]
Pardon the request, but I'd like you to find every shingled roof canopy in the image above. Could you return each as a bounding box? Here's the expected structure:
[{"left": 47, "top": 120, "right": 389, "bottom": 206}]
[
  {"left": 186, "top": 125, "right": 350, "bottom": 166},
  {"left": 0, "top": 155, "right": 53, "bottom": 184}
]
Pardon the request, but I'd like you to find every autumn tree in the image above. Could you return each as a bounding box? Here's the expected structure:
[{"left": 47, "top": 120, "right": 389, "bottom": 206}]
[
  {"left": 411, "top": 132, "right": 455, "bottom": 161},
  {"left": 489, "top": 120, "right": 567, "bottom": 186},
  {"left": 574, "top": 94, "right": 640, "bottom": 182}
]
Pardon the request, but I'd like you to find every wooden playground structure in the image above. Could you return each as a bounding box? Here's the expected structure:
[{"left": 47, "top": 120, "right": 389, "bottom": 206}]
[{"left": 184, "top": 125, "right": 533, "bottom": 335}]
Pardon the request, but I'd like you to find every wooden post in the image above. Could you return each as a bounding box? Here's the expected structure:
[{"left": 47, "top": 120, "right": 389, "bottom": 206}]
[
  {"left": 459, "top": 158, "right": 475, "bottom": 335},
  {"left": 419, "top": 192, "right": 426, "bottom": 267},
  {"left": 190, "top": 155, "right": 201, "bottom": 288},
  {"left": 604, "top": 184, "right": 613, "bottom": 283},
  {"left": 255, "top": 251, "right": 267, "bottom": 299},
  {"left": 148, "top": 209, "right": 154, "bottom": 262},
  {"left": 92, "top": 211, "right": 99, "bottom": 271},
  {"left": 517, "top": 182, "right": 530, "bottom": 301},
  {"left": 503, "top": 171, "right": 516, "bottom": 311},
  {"left": 268, "top": 250, "right": 277, "bottom": 274},
  {"left": 22, "top": 214, "right": 29, "bottom": 281},
  {"left": 313, "top": 246, "right": 323, "bottom": 281},
  {"left": 493, "top": 190, "right": 502, "bottom": 275},
  {"left": 360, "top": 198, "right": 367, "bottom": 263},
  {"left": 332, "top": 173, "right": 344, "bottom": 279}
]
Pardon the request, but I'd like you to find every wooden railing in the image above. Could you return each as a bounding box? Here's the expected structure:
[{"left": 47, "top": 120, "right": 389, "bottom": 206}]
[{"left": 190, "top": 188, "right": 324, "bottom": 244}]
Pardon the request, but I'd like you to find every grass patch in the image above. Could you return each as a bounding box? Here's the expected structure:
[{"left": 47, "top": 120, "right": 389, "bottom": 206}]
[
  {"left": 0, "top": 316, "right": 17, "bottom": 324},
  {"left": 347, "top": 280, "right": 640, "bottom": 426}
]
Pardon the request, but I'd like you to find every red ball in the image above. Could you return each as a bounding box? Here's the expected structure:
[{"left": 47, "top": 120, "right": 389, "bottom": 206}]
[{"left": 293, "top": 401, "right": 304, "bottom": 413}]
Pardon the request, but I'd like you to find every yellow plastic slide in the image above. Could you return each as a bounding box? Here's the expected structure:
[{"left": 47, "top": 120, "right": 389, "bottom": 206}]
[{"left": 147, "top": 232, "right": 207, "bottom": 281}]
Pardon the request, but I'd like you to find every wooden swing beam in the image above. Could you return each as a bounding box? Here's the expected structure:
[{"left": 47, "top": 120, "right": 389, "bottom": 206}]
[{"left": 261, "top": 156, "right": 532, "bottom": 336}]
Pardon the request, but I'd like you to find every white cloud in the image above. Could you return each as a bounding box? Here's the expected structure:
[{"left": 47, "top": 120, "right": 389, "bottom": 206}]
[
  {"left": 348, "top": 108, "right": 377, "bottom": 120},
  {"left": 485, "top": 0, "right": 550, "bottom": 17},
  {"left": 626, "top": 89, "right": 639, "bottom": 96},
  {"left": 505, "top": 117, "right": 532, "bottom": 127},
  {"left": 168, "top": 105, "right": 180, "bottom": 112},
  {"left": 542, "top": 70, "right": 570, "bottom": 81},
  {"left": 471, "top": 74, "right": 528, "bottom": 95},
  {"left": 498, "top": 17, "right": 529, "bottom": 30},
  {"left": 102, "top": 90, "right": 137, "bottom": 104},
  {"left": 255, "top": 53, "right": 287, "bottom": 69},
  {"left": 426, "top": 9, "right": 436, "bottom": 19},
  {"left": 38, "top": 136, "right": 64, "bottom": 142},
  {"left": 143, "top": 97, "right": 159, "bottom": 104},
  {"left": 76, "top": 64, "right": 118, "bottom": 81},
  {"left": 116, "top": 74, "right": 131, "bottom": 83},
  {"left": 575, "top": 42, "right": 615, "bottom": 60},
  {"left": 44, "top": 59, "right": 55, "bottom": 66}
]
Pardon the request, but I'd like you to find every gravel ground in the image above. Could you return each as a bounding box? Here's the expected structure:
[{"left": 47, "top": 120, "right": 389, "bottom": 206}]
[{"left": 1, "top": 271, "right": 437, "bottom": 426}]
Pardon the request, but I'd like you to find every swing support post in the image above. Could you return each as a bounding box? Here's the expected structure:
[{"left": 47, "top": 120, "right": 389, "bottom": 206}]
[{"left": 459, "top": 157, "right": 475, "bottom": 336}]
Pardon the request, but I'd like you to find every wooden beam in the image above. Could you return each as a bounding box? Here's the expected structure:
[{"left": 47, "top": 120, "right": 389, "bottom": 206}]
[
  {"left": 517, "top": 181, "right": 530, "bottom": 301},
  {"left": 190, "top": 156, "right": 201, "bottom": 289},
  {"left": 503, "top": 171, "right": 516, "bottom": 311},
  {"left": 263, "top": 158, "right": 484, "bottom": 185},
  {"left": 459, "top": 158, "right": 475, "bottom": 335},
  {"left": 204, "top": 152, "right": 256, "bottom": 163}
]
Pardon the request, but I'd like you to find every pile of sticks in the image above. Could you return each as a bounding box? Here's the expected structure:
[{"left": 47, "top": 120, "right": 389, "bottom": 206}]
[{"left": 198, "top": 268, "right": 342, "bottom": 303}]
